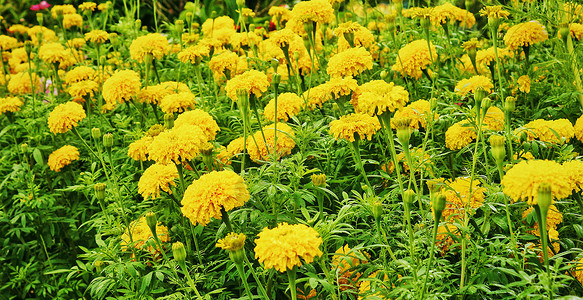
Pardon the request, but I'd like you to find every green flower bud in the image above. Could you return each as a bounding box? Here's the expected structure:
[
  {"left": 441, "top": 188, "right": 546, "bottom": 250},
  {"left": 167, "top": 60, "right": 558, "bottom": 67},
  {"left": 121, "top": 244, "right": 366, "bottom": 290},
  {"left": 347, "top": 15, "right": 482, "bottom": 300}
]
[
  {"left": 175, "top": 20, "right": 184, "bottom": 33},
  {"left": 94, "top": 260, "right": 105, "bottom": 273},
  {"left": 311, "top": 173, "right": 326, "bottom": 187},
  {"left": 145, "top": 211, "right": 157, "bottom": 236},
  {"left": 537, "top": 182, "right": 552, "bottom": 212},
  {"left": 36, "top": 13, "right": 44, "bottom": 26},
  {"left": 103, "top": 133, "right": 114, "bottom": 148},
  {"left": 380, "top": 70, "right": 388, "bottom": 79},
  {"left": 431, "top": 192, "right": 446, "bottom": 221},
  {"left": 20, "top": 143, "right": 28, "bottom": 153},
  {"left": 394, "top": 118, "right": 411, "bottom": 146},
  {"left": 371, "top": 200, "right": 383, "bottom": 220},
  {"left": 91, "top": 127, "right": 102, "bottom": 139},
  {"left": 172, "top": 241, "right": 187, "bottom": 263},
  {"left": 505, "top": 96, "right": 516, "bottom": 112},
  {"left": 135, "top": 19, "right": 142, "bottom": 30},
  {"left": 94, "top": 183, "right": 106, "bottom": 200},
  {"left": 474, "top": 86, "right": 486, "bottom": 106},
  {"left": 272, "top": 73, "right": 282, "bottom": 86},
  {"left": 403, "top": 189, "right": 415, "bottom": 210},
  {"left": 164, "top": 114, "right": 174, "bottom": 130},
  {"left": 481, "top": 97, "right": 491, "bottom": 111},
  {"left": 489, "top": 135, "right": 506, "bottom": 165}
]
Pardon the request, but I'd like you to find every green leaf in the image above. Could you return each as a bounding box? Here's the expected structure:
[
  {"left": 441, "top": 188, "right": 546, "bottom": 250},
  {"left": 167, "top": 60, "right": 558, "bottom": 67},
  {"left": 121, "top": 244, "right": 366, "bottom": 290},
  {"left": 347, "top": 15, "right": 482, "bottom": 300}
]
[{"left": 32, "top": 148, "right": 43, "bottom": 166}]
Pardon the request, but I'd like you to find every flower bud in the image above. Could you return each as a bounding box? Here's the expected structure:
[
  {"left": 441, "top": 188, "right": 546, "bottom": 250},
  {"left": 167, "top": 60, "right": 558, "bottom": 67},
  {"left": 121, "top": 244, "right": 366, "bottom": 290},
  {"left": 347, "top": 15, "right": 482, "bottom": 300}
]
[
  {"left": 94, "top": 183, "right": 106, "bottom": 200},
  {"left": 91, "top": 127, "right": 102, "bottom": 139},
  {"left": 380, "top": 70, "right": 388, "bottom": 79},
  {"left": 36, "top": 13, "right": 44, "bottom": 26},
  {"left": 420, "top": 17, "right": 431, "bottom": 30},
  {"left": 164, "top": 113, "right": 174, "bottom": 130},
  {"left": 371, "top": 200, "right": 383, "bottom": 220},
  {"left": 21, "top": 143, "right": 28, "bottom": 153},
  {"left": 489, "top": 135, "right": 506, "bottom": 164},
  {"left": 24, "top": 41, "right": 33, "bottom": 55},
  {"left": 505, "top": 96, "right": 516, "bottom": 112},
  {"left": 172, "top": 241, "right": 187, "bottom": 263},
  {"left": 403, "top": 189, "right": 415, "bottom": 210},
  {"left": 175, "top": 20, "right": 184, "bottom": 33},
  {"left": 293, "top": 51, "right": 300, "bottom": 62},
  {"left": 474, "top": 86, "right": 486, "bottom": 105},
  {"left": 249, "top": 24, "right": 256, "bottom": 32},
  {"left": 394, "top": 118, "right": 411, "bottom": 146},
  {"left": 272, "top": 73, "right": 281, "bottom": 86},
  {"left": 147, "top": 124, "right": 165, "bottom": 137},
  {"left": 343, "top": 31, "right": 355, "bottom": 47},
  {"left": 135, "top": 19, "right": 142, "bottom": 30},
  {"left": 94, "top": 260, "right": 105, "bottom": 273},
  {"left": 311, "top": 173, "right": 326, "bottom": 187},
  {"left": 537, "top": 182, "right": 552, "bottom": 211},
  {"left": 236, "top": 89, "right": 249, "bottom": 111},
  {"left": 431, "top": 192, "right": 446, "bottom": 221},
  {"left": 145, "top": 211, "right": 157, "bottom": 236},
  {"left": 481, "top": 97, "right": 491, "bottom": 113},
  {"left": 236, "top": 0, "right": 245, "bottom": 7},
  {"left": 103, "top": 133, "right": 114, "bottom": 148}
]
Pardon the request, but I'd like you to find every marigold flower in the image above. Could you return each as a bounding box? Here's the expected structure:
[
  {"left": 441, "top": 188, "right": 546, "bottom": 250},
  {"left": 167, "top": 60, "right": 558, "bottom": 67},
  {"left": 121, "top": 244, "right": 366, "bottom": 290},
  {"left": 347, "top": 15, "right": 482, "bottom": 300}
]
[
  {"left": 177, "top": 44, "right": 210, "bottom": 64},
  {"left": 501, "top": 160, "right": 574, "bottom": 205},
  {"left": 68, "top": 80, "right": 99, "bottom": 101},
  {"left": 8, "top": 25, "right": 29, "bottom": 35},
  {"left": 121, "top": 216, "right": 170, "bottom": 252},
  {"left": 102, "top": 70, "right": 141, "bottom": 108},
  {"left": 128, "top": 136, "right": 153, "bottom": 161},
  {"left": 138, "top": 163, "right": 178, "bottom": 200},
  {"left": 391, "top": 39, "right": 437, "bottom": 79},
  {"left": 303, "top": 84, "right": 332, "bottom": 109},
  {"left": 391, "top": 100, "right": 438, "bottom": 129},
  {"left": 290, "top": 0, "right": 334, "bottom": 24},
  {"left": 563, "top": 160, "right": 583, "bottom": 192},
  {"left": 47, "top": 101, "right": 86, "bottom": 134},
  {"left": 263, "top": 92, "right": 304, "bottom": 122},
  {"left": 216, "top": 232, "right": 246, "bottom": 251},
  {"left": 7, "top": 72, "right": 40, "bottom": 94},
  {"left": 137, "top": 81, "right": 189, "bottom": 105},
  {"left": 174, "top": 109, "right": 220, "bottom": 141},
  {"left": 329, "top": 113, "right": 381, "bottom": 142},
  {"left": 159, "top": 92, "right": 196, "bottom": 114},
  {"left": 181, "top": 170, "right": 250, "bottom": 226},
  {"left": 517, "top": 75, "right": 531, "bottom": 93},
  {"left": 51, "top": 4, "right": 76, "bottom": 18},
  {"left": 79, "top": 2, "right": 97, "bottom": 11},
  {"left": 352, "top": 80, "right": 409, "bottom": 116},
  {"left": 335, "top": 22, "right": 375, "bottom": 51},
  {"left": 516, "top": 119, "right": 575, "bottom": 144},
  {"left": 454, "top": 75, "right": 494, "bottom": 97},
  {"left": 482, "top": 106, "right": 505, "bottom": 131},
  {"left": 504, "top": 20, "right": 548, "bottom": 50},
  {"left": 327, "top": 47, "right": 373, "bottom": 78},
  {"left": 38, "top": 42, "right": 68, "bottom": 65},
  {"left": 225, "top": 70, "right": 270, "bottom": 102},
  {"left": 324, "top": 76, "right": 359, "bottom": 99},
  {"left": 254, "top": 223, "right": 323, "bottom": 272},
  {"left": 445, "top": 120, "right": 476, "bottom": 150},
  {"left": 227, "top": 137, "right": 246, "bottom": 156},
  {"left": 575, "top": 114, "right": 583, "bottom": 142},
  {"left": 247, "top": 123, "right": 296, "bottom": 161},
  {"left": 63, "top": 14, "right": 83, "bottom": 29},
  {"left": 68, "top": 38, "right": 86, "bottom": 48},
  {"left": 27, "top": 26, "right": 58, "bottom": 45},
  {"left": 382, "top": 148, "right": 433, "bottom": 176},
  {"left": 523, "top": 204, "right": 563, "bottom": 231},
  {"left": 64, "top": 66, "right": 96, "bottom": 84},
  {"left": 568, "top": 23, "right": 583, "bottom": 40},
  {"left": 148, "top": 125, "right": 209, "bottom": 165},
  {"left": 430, "top": 3, "right": 475, "bottom": 28},
  {"left": 130, "top": 33, "right": 170, "bottom": 62},
  {"left": 0, "top": 35, "right": 18, "bottom": 50},
  {"left": 209, "top": 51, "right": 243, "bottom": 81},
  {"left": 436, "top": 223, "right": 460, "bottom": 253},
  {"left": 201, "top": 16, "right": 237, "bottom": 44},
  {"left": 48, "top": 145, "right": 80, "bottom": 171},
  {"left": 85, "top": 30, "right": 109, "bottom": 44},
  {"left": 0, "top": 97, "right": 24, "bottom": 114},
  {"left": 479, "top": 5, "right": 510, "bottom": 20},
  {"left": 476, "top": 46, "right": 513, "bottom": 67},
  {"left": 436, "top": 177, "right": 486, "bottom": 221}
]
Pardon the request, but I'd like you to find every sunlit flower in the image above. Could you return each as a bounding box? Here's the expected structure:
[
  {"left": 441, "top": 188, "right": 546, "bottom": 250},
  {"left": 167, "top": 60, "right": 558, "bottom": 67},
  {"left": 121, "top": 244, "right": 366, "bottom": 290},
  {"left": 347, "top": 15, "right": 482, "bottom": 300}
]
[
  {"left": 454, "top": 75, "right": 494, "bottom": 97},
  {"left": 216, "top": 232, "right": 247, "bottom": 251},
  {"left": 516, "top": 119, "right": 575, "bottom": 144},
  {"left": 148, "top": 125, "right": 209, "bottom": 165},
  {"left": 329, "top": 113, "right": 381, "bottom": 142},
  {"left": 102, "top": 70, "right": 141, "bottom": 108},
  {"left": 445, "top": 120, "right": 476, "bottom": 150},
  {"left": 247, "top": 123, "right": 296, "bottom": 161},
  {"left": 174, "top": 109, "right": 220, "bottom": 141},
  {"left": 324, "top": 76, "right": 359, "bottom": 99},
  {"left": 85, "top": 30, "right": 109, "bottom": 44},
  {"left": 128, "top": 135, "right": 153, "bottom": 161},
  {"left": 290, "top": 0, "right": 334, "bottom": 24},
  {"left": 391, "top": 39, "right": 437, "bottom": 79},
  {"left": 48, "top": 145, "right": 79, "bottom": 172},
  {"left": 7, "top": 72, "right": 40, "bottom": 94},
  {"left": 159, "top": 92, "right": 196, "bottom": 114},
  {"left": 129, "top": 33, "right": 170, "bottom": 62},
  {"left": 352, "top": 80, "right": 409, "bottom": 116},
  {"left": 331, "top": 245, "right": 369, "bottom": 291},
  {"left": 263, "top": 92, "right": 304, "bottom": 122},
  {"left": 137, "top": 81, "right": 189, "bottom": 105},
  {"left": 504, "top": 20, "right": 548, "bottom": 50},
  {"left": 517, "top": 75, "right": 531, "bottom": 93},
  {"left": 327, "top": 47, "right": 373, "bottom": 78},
  {"left": 0, "top": 97, "right": 24, "bottom": 114},
  {"left": 47, "top": 101, "right": 86, "bottom": 134},
  {"left": 391, "top": 100, "right": 438, "bottom": 129},
  {"left": 63, "top": 13, "right": 83, "bottom": 29},
  {"left": 225, "top": 69, "right": 270, "bottom": 102},
  {"left": 436, "top": 177, "right": 486, "bottom": 221},
  {"left": 138, "top": 163, "right": 179, "bottom": 200},
  {"left": 303, "top": 84, "right": 332, "bottom": 109},
  {"left": 121, "top": 216, "right": 169, "bottom": 252}
]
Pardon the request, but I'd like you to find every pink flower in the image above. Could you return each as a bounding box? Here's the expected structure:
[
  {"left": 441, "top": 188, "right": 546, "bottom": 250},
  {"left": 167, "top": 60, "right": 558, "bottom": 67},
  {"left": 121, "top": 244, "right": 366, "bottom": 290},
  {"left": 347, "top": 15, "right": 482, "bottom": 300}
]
[
  {"left": 39, "top": 1, "right": 51, "bottom": 9},
  {"left": 30, "top": 4, "right": 41, "bottom": 11}
]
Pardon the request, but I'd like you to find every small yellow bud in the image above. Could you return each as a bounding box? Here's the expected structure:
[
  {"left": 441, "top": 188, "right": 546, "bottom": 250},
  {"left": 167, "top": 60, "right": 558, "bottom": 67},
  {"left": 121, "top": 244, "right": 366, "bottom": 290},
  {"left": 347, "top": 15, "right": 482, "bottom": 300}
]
[
  {"left": 489, "top": 135, "right": 506, "bottom": 164},
  {"left": 145, "top": 211, "right": 157, "bottom": 236},
  {"left": 394, "top": 118, "right": 412, "bottom": 146},
  {"left": 403, "top": 189, "right": 415, "bottom": 209},
  {"left": 431, "top": 192, "right": 446, "bottom": 221},
  {"left": 311, "top": 173, "right": 326, "bottom": 187},
  {"left": 474, "top": 86, "right": 486, "bottom": 105},
  {"left": 505, "top": 96, "right": 516, "bottom": 112},
  {"left": 172, "top": 242, "right": 187, "bottom": 263},
  {"left": 21, "top": 143, "right": 28, "bottom": 153},
  {"left": 371, "top": 200, "right": 383, "bottom": 220},
  {"left": 94, "top": 183, "right": 106, "bottom": 200}
]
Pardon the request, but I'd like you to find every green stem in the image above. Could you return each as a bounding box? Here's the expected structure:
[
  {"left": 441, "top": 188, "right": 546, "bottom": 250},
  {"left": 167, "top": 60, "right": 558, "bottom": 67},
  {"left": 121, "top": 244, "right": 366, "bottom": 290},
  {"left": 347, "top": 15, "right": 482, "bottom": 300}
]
[
  {"left": 420, "top": 213, "right": 440, "bottom": 299},
  {"left": 177, "top": 261, "right": 205, "bottom": 300},
  {"left": 287, "top": 267, "right": 297, "bottom": 300}
]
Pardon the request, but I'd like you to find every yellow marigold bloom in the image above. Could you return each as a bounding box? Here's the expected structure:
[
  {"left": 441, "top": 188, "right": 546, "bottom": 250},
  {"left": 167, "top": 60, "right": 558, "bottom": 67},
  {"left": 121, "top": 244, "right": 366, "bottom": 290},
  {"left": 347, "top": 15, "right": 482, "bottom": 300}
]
[
  {"left": 121, "top": 216, "right": 170, "bottom": 252},
  {"left": 437, "top": 177, "right": 486, "bottom": 221},
  {"left": 7, "top": 72, "right": 40, "bottom": 94},
  {"left": 391, "top": 39, "right": 437, "bottom": 79},
  {"left": 0, "top": 97, "right": 24, "bottom": 114},
  {"left": 504, "top": 21, "right": 548, "bottom": 50},
  {"left": 517, "top": 75, "right": 531, "bottom": 93},
  {"left": 0, "top": 35, "right": 18, "bottom": 50},
  {"left": 436, "top": 223, "right": 460, "bottom": 254},
  {"left": 79, "top": 2, "right": 97, "bottom": 11},
  {"left": 128, "top": 135, "right": 153, "bottom": 161},
  {"left": 65, "top": 66, "right": 96, "bottom": 84},
  {"left": 573, "top": 256, "right": 583, "bottom": 285},
  {"left": 8, "top": 47, "right": 32, "bottom": 70},
  {"left": 263, "top": 92, "right": 304, "bottom": 122},
  {"left": 247, "top": 123, "right": 296, "bottom": 161},
  {"left": 291, "top": 0, "right": 334, "bottom": 24},
  {"left": 391, "top": 100, "right": 437, "bottom": 129},
  {"left": 85, "top": 30, "right": 109, "bottom": 44},
  {"left": 563, "top": 160, "right": 583, "bottom": 192},
  {"left": 501, "top": 160, "right": 574, "bottom": 205},
  {"left": 181, "top": 170, "right": 250, "bottom": 226},
  {"left": 227, "top": 137, "right": 246, "bottom": 156},
  {"left": 68, "top": 80, "right": 99, "bottom": 101},
  {"left": 327, "top": 47, "right": 373, "bottom": 78},
  {"left": 335, "top": 22, "right": 375, "bottom": 51},
  {"left": 138, "top": 163, "right": 178, "bottom": 200},
  {"left": 479, "top": 5, "right": 510, "bottom": 19},
  {"left": 216, "top": 232, "right": 246, "bottom": 251},
  {"left": 482, "top": 106, "right": 505, "bottom": 131},
  {"left": 201, "top": 16, "right": 237, "bottom": 44},
  {"left": 129, "top": 33, "right": 170, "bottom": 62},
  {"left": 575, "top": 114, "right": 583, "bottom": 142},
  {"left": 177, "top": 44, "right": 210, "bottom": 64},
  {"left": 476, "top": 46, "right": 513, "bottom": 67},
  {"left": 254, "top": 223, "right": 323, "bottom": 272},
  {"left": 8, "top": 25, "right": 29, "bottom": 35},
  {"left": 516, "top": 119, "right": 575, "bottom": 144},
  {"left": 269, "top": 28, "right": 298, "bottom": 49},
  {"left": 148, "top": 125, "right": 209, "bottom": 165},
  {"left": 454, "top": 75, "right": 494, "bottom": 97},
  {"left": 383, "top": 148, "right": 434, "bottom": 177},
  {"left": 430, "top": 3, "right": 475, "bottom": 28},
  {"left": 523, "top": 204, "right": 563, "bottom": 231},
  {"left": 269, "top": 6, "right": 292, "bottom": 22},
  {"left": 230, "top": 32, "right": 262, "bottom": 50},
  {"left": 324, "top": 76, "right": 358, "bottom": 99},
  {"left": 97, "top": 2, "right": 110, "bottom": 10},
  {"left": 332, "top": 245, "right": 369, "bottom": 291},
  {"left": 329, "top": 113, "right": 381, "bottom": 142},
  {"left": 63, "top": 14, "right": 83, "bottom": 29},
  {"left": 102, "top": 70, "right": 141, "bottom": 107},
  {"left": 159, "top": 92, "right": 196, "bottom": 114},
  {"left": 568, "top": 23, "right": 583, "bottom": 40},
  {"left": 137, "top": 81, "right": 189, "bottom": 105},
  {"left": 303, "top": 84, "right": 332, "bottom": 110},
  {"left": 209, "top": 51, "right": 245, "bottom": 81},
  {"left": 38, "top": 42, "right": 68, "bottom": 65},
  {"left": 51, "top": 4, "right": 76, "bottom": 18},
  {"left": 174, "top": 109, "right": 220, "bottom": 141},
  {"left": 445, "top": 120, "right": 476, "bottom": 150},
  {"left": 352, "top": 81, "right": 409, "bottom": 116},
  {"left": 48, "top": 145, "right": 80, "bottom": 172},
  {"left": 68, "top": 38, "right": 86, "bottom": 48},
  {"left": 47, "top": 102, "right": 86, "bottom": 134},
  {"left": 27, "top": 26, "right": 58, "bottom": 45},
  {"left": 225, "top": 69, "right": 270, "bottom": 102}
]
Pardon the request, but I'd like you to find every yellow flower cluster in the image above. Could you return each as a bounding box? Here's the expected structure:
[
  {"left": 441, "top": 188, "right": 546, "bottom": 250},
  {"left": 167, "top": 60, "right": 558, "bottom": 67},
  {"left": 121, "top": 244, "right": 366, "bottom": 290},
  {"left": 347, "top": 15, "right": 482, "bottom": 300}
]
[
  {"left": 174, "top": 109, "right": 220, "bottom": 141},
  {"left": 335, "top": 22, "right": 375, "bottom": 51},
  {"left": 7, "top": 72, "right": 40, "bottom": 95},
  {"left": 445, "top": 120, "right": 476, "bottom": 150},
  {"left": 129, "top": 33, "right": 170, "bottom": 62},
  {"left": 327, "top": 47, "right": 373, "bottom": 78},
  {"left": 430, "top": 3, "right": 475, "bottom": 28},
  {"left": 102, "top": 70, "right": 141, "bottom": 109},
  {"left": 181, "top": 170, "right": 250, "bottom": 226},
  {"left": 324, "top": 76, "right": 358, "bottom": 99},
  {"left": 177, "top": 44, "right": 210, "bottom": 64},
  {"left": 128, "top": 136, "right": 153, "bottom": 161},
  {"left": 148, "top": 124, "right": 209, "bottom": 165},
  {"left": 454, "top": 75, "right": 494, "bottom": 97},
  {"left": 352, "top": 80, "right": 409, "bottom": 116},
  {"left": 391, "top": 39, "right": 437, "bottom": 79},
  {"left": 209, "top": 51, "right": 245, "bottom": 81},
  {"left": 47, "top": 101, "right": 86, "bottom": 134},
  {"left": 138, "top": 163, "right": 178, "bottom": 200},
  {"left": 504, "top": 21, "right": 548, "bottom": 50},
  {"left": 201, "top": 16, "right": 236, "bottom": 44},
  {"left": 247, "top": 123, "right": 296, "bottom": 161},
  {"left": 516, "top": 119, "right": 575, "bottom": 144},
  {"left": 254, "top": 222, "right": 323, "bottom": 272},
  {"left": 216, "top": 232, "right": 247, "bottom": 251},
  {"left": 329, "top": 113, "right": 381, "bottom": 142},
  {"left": 263, "top": 92, "right": 304, "bottom": 122},
  {"left": 85, "top": 30, "right": 109, "bottom": 44},
  {"left": 159, "top": 91, "right": 196, "bottom": 114},
  {"left": 303, "top": 84, "right": 332, "bottom": 109},
  {"left": 38, "top": 42, "right": 69, "bottom": 65},
  {"left": 0, "top": 97, "right": 24, "bottom": 114},
  {"left": 138, "top": 81, "right": 189, "bottom": 105},
  {"left": 48, "top": 145, "right": 80, "bottom": 172},
  {"left": 290, "top": 0, "right": 334, "bottom": 24},
  {"left": 225, "top": 69, "right": 270, "bottom": 102}
]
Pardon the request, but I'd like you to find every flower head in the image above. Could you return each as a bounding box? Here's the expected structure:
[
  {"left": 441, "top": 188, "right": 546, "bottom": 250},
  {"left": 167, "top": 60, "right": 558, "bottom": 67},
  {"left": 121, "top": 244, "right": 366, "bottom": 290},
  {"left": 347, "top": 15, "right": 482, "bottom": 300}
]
[
  {"left": 437, "top": 177, "right": 486, "bottom": 221},
  {"left": 327, "top": 47, "right": 373, "bottom": 78},
  {"left": 129, "top": 33, "right": 170, "bottom": 62},
  {"left": 352, "top": 80, "right": 409, "bottom": 116},
  {"left": 391, "top": 39, "right": 437, "bottom": 79},
  {"left": 331, "top": 245, "right": 369, "bottom": 291},
  {"left": 454, "top": 75, "right": 494, "bottom": 97},
  {"left": 324, "top": 77, "right": 358, "bottom": 99},
  {"left": 445, "top": 120, "right": 476, "bottom": 150},
  {"left": 504, "top": 21, "right": 548, "bottom": 50},
  {"left": 479, "top": 5, "right": 510, "bottom": 20},
  {"left": 63, "top": 14, "right": 83, "bottom": 29},
  {"left": 48, "top": 145, "right": 80, "bottom": 171},
  {"left": 516, "top": 119, "right": 575, "bottom": 144},
  {"left": 391, "top": 100, "right": 438, "bottom": 129},
  {"left": 128, "top": 136, "right": 153, "bottom": 161},
  {"left": 178, "top": 44, "right": 210, "bottom": 64},
  {"left": 517, "top": 75, "right": 531, "bottom": 93},
  {"left": 138, "top": 81, "right": 189, "bottom": 105},
  {"left": 303, "top": 84, "right": 332, "bottom": 109},
  {"left": 329, "top": 113, "right": 381, "bottom": 142},
  {"left": 85, "top": 30, "right": 109, "bottom": 44},
  {"left": 148, "top": 125, "right": 209, "bottom": 165},
  {"left": 263, "top": 92, "right": 304, "bottom": 121},
  {"left": 0, "top": 97, "right": 24, "bottom": 114},
  {"left": 48, "top": 101, "right": 86, "bottom": 134},
  {"left": 159, "top": 92, "right": 196, "bottom": 114},
  {"left": 138, "top": 163, "right": 179, "bottom": 200},
  {"left": 247, "top": 123, "right": 296, "bottom": 161},
  {"left": 7, "top": 72, "right": 40, "bottom": 94},
  {"left": 102, "top": 70, "right": 141, "bottom": 108},
  {"left": 225, "top": 70, "right": 270, "bottom": 102},
  {"left": 181, "top": 170, "right": 250, "bottom": 226},
  {"left": 290, "top": 0, "right": 334, "bottom": 24},
  {"left": 216, "top": 232, "right": 247, "bottom": 251},
  {"left": 254, "top": 223, "right": 323, "bottom": 272}
]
